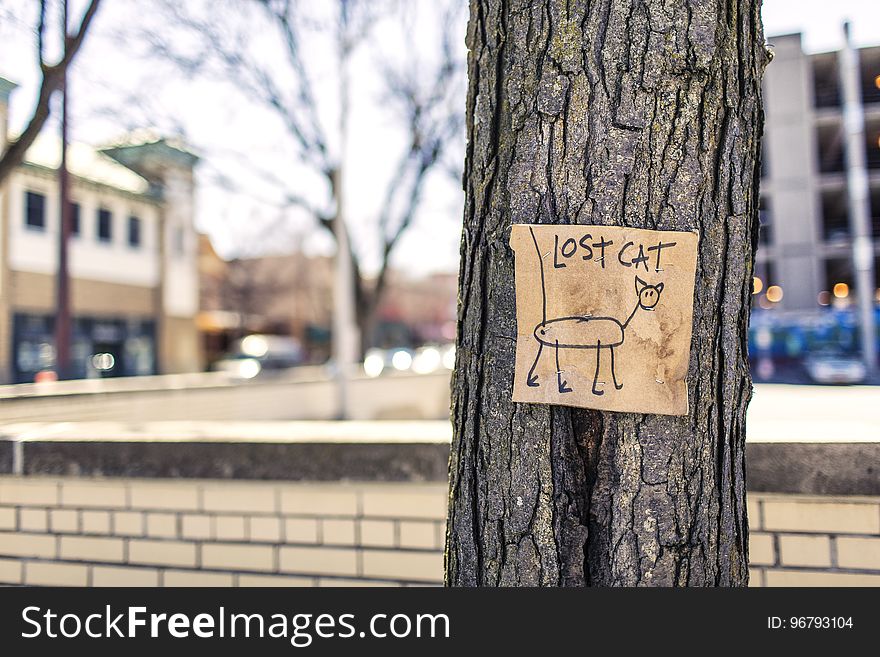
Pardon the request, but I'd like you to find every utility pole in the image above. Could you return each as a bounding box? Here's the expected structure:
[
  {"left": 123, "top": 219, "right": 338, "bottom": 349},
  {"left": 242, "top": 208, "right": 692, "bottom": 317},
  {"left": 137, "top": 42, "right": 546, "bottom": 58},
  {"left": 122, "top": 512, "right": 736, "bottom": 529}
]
[
  {"left": 55, "top": 0, "right": 72, "bottom": 380},
  {"left": 840, "top": 22, "right": 878, "bottom": 377},
  {"left": 331, "top": 0, "right": 360, "bottom": 419}
]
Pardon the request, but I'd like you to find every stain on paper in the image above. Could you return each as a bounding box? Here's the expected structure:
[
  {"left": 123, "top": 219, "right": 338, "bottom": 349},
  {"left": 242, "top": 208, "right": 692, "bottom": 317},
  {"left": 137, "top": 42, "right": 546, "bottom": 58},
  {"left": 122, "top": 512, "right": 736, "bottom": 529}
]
[{"left": 510, "top": 224, "right": 699, "bottom": 416}]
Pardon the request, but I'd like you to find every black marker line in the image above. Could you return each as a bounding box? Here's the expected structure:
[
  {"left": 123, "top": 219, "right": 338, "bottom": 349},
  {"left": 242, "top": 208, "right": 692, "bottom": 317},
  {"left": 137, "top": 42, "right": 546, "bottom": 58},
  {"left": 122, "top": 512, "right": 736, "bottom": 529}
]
[
  {"left": 527, "top": 342, "right": 543, "bottom": 387},
  {"left": 528, "top": 225, "right": 547, "bottom": 325},
  {"left": 555, "top": 340, "right": 572, "bottom": 393},
  {"left": 529, "top": 277, "right": 666, "bottom": 395}
]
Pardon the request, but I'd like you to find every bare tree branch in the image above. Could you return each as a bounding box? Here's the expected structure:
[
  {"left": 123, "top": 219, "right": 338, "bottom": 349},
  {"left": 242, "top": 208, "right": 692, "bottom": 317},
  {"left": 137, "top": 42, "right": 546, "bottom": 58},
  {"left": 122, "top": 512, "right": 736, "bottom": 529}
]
[
  {"left": 133, "top": 0, "right": 464, "bottom": 351},
  {"left": 255, "top": 0, "right": 329, "bottom": 164},
  {"left": 369, "top": 2, "right": 464, "bottom": 311},
  {"left": 142, "top": 0, "right": 332, "bottom": 173},
  {"left": 0, "top": 0, "right": 103, "bottom": 184}
]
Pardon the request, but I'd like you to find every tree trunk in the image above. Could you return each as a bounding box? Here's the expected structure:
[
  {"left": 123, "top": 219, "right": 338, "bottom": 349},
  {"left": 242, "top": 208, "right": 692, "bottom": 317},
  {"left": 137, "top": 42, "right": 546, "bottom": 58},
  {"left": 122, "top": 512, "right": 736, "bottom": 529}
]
[{"left": 446, "top": 0, "right": 769, "bottom": 586}]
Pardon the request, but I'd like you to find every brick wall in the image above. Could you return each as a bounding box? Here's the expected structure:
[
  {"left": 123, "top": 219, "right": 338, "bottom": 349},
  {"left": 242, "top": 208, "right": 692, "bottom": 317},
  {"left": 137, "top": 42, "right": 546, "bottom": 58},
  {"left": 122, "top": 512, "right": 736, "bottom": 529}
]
[
  {"left": 748, "top": 493, "right": 880, "bottom": 586},
  {"left": 0, "top": 477, "right": 445, "bottom": 587},
  {"left": 1, "top": 476, "right": 878, "bottom": 587}
]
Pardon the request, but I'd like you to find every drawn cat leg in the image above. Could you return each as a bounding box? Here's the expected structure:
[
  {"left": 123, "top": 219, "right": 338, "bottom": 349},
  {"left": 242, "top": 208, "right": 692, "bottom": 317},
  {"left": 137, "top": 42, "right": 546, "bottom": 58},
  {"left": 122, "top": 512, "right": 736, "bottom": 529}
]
[
  {"left": 610, "top": 345, "right": 623, "bottom": 390},
  {"left": 527, "top": 341, "right": 543, "bottom": 387},
  {"left": 555, "top": 340, "right": 572, "bottom": 394},
  {"left": 592, "top": 341, "right": 604, "bottom": 396}
]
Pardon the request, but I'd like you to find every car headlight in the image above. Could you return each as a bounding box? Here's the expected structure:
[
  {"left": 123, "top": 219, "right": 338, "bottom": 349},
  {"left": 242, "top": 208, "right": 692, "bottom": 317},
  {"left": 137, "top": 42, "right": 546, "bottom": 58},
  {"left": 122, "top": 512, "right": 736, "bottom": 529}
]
[
  {"left": 364, "top": 353, "right": 385, "bottom": 378},
  {"left": 237, "top": 358, "right": 262, "bottom": 379},
  {"left": 412, "top": 347, "right": 442, "bottom": 374},
  {"left": 391, "top": 350, "right": 413, "bottom": 371}
]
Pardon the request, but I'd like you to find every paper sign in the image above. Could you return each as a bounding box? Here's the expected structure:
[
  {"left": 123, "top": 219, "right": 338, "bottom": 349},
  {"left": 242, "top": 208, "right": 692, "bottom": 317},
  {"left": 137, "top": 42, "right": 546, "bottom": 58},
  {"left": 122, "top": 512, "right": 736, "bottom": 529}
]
[{"left": 510, "top": 224, "right": 698, "bottom": 416}]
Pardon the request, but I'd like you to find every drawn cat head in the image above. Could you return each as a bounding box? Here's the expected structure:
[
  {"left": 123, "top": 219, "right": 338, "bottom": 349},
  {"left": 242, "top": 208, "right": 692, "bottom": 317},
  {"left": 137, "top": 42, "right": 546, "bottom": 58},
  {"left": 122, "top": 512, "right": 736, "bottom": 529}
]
[{"left": 635, "top": 276, "right": 664, "bottom": 310}]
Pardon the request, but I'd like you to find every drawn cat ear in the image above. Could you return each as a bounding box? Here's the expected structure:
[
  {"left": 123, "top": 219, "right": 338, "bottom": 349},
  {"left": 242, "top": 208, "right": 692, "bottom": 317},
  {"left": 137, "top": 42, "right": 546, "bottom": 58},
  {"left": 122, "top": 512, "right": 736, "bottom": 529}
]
[
  {"left": 635, "top": 276, "right": 647, "bottom": 294},
  {"left": 655, "top": 282, "right": 664, "bottom": 294}
]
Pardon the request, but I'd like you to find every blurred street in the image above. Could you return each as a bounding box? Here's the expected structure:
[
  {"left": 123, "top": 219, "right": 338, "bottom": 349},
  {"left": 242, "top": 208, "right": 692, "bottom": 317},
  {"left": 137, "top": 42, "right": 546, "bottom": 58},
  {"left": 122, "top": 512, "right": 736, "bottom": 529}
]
[
  {"left": 748, "top": 383, "right": 879, "bottom": 442},
  {"left": 0, "top": 368, "right": 452, "bottom": 424},
  {"left": 0, "top": 368, "right": 876, "bottom": 443}
]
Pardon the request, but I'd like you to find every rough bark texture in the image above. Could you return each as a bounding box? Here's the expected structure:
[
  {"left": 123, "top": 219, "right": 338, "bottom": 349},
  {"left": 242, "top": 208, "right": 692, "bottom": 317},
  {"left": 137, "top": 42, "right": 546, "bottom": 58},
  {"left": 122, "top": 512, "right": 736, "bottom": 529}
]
[{"left": 446, "top": 0, "right": 769, "bottom": 586}]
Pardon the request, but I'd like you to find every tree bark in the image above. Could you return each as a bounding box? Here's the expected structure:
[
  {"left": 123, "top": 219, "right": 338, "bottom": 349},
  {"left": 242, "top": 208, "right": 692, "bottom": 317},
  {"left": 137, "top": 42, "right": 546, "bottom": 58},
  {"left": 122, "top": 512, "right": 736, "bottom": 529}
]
[{"left": 446, "top": 0, "right": 769, "bottom": 586}]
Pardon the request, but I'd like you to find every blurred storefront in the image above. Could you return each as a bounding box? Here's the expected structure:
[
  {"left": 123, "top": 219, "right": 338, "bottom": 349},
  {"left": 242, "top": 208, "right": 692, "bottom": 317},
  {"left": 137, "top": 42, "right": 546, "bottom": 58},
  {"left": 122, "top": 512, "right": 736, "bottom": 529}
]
[
  {"left": 0, "top": 78, "right": 201, "bottom": 383},
  {"left": 12, "top": 314, "right": 156, "bottom": 381}
]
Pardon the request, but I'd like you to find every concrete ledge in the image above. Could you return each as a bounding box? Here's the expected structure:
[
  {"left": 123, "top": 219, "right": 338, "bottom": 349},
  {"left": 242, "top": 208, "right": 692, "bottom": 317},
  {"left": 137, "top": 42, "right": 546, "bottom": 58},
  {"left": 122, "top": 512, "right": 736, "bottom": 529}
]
[
  {"left": 0, "top": 421, "right": 877, "bottom": 494},
  {"left": 15, "top": 441, "right": 450, "bottom": 482},
  {"left": 0, "top": 422, "right": 450, "bottom": 482},
  {"left": 746, "top": 442, "right": 880, "bottom": 496}
]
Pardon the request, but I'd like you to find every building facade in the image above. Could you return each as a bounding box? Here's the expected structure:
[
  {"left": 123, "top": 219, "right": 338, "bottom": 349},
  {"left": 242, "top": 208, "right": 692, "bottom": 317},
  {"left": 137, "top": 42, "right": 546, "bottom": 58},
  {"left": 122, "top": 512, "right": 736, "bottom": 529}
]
[
  {"left": 0, "top": 78, "right": 201, "bottom": 383},
  {"left": 197, "top": 239, "right": 459, "bottom": 366},
  {"left": 198, "top": 242, "right": 335, "bottom": 365},
  {"left": 758, "top": 33, "right": 880, "bottom": 311}
]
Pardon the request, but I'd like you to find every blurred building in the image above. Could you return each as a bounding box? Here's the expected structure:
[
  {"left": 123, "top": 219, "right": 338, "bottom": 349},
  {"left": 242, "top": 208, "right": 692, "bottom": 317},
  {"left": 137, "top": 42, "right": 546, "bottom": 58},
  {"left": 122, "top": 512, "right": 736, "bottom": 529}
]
[
  {"left": 197, "top": 239, "right": 458, "bottom": 366},
  {"left": 198, "top": 242, "right": 334, "bottom": 365},
  {"left": 757, "top": 34, "right": 880, "bottom": 311},
  {"left": 373, "top": 271, "right": 457, "bottom": 347},
  {"left": 0, "top": 78, "right": 201, "bottom": 383}
]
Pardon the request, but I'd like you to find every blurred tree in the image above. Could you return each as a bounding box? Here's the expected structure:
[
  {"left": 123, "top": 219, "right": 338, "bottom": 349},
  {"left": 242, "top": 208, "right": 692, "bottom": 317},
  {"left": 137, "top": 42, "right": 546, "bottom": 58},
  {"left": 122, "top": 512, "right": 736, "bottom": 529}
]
[
  {"left": 141, "top": 0, "right": 464, "bottom": 353},
  {"left": 446, "top": 0, "right": 770, "bottom": 586},
  {"left": 222, "top": 257, "right": 283, "bottom": 340},
  {"left": 0, "top": 0, "right": 102, "bottom": 183}
]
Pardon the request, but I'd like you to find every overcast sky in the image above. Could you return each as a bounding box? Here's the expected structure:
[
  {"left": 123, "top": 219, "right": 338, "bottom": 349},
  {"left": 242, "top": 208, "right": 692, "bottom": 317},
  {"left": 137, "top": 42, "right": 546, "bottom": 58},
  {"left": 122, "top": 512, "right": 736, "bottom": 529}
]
[{"left": 1, "top": 0, "right": 879, "bottom": 276}]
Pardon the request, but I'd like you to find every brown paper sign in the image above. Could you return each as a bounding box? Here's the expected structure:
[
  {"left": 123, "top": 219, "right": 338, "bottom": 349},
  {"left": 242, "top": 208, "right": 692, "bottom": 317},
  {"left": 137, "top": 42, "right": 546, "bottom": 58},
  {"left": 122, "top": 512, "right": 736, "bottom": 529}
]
[{"left": 510, "top": 224, "right": 698, "bottom": 416}]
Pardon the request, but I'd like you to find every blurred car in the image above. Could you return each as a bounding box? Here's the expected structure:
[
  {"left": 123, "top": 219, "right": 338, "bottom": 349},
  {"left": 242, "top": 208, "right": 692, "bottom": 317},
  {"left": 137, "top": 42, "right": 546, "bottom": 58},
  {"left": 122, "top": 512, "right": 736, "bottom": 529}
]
[
  {"left": 804, "top": 350, "right": 867, "bottom": 384},
  {"left": 213, "top": 334, "right": 304, "bottom": 380},
  {"left": 362, "top": 347, "right": 414, "bottom": 377},
  {"left": 362, "top": 344, "right": 455, "bottom": 377}
]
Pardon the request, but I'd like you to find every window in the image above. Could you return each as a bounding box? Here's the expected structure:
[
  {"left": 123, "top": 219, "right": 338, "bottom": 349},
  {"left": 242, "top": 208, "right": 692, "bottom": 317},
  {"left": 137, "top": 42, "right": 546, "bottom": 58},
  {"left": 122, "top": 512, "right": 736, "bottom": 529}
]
[
  {"left": 867, "top": 125, "right": 880, "bottom": 171},
  {"left": 820, "top": 189, "right": 848, "bottom": 241},
  {"left": 97, "top": 208, "right": 113, "bottom": 242},
  {"left": 128, "top": 215, "right": 141, "bottom": 248},
  {"left": 824, "top": 258, "right": 854, "bottom": 303},
  {"left": 69, "top": 202, "right": 80, "bottom": 237},
  {"left": 817, "top": 123, "right": 845, "bottom": 174},
  {"left": 25, "top": 191, "right": 46, "bottom": 230},
  {"left": 859, "top": 52, "right": 880, "bottom": 104},
  {"left": 811, "top": 53, "right": 841, "bottom": 109},
  {"left": 872, "top": 186, "right": 880, "bottom": 237},
  {"left": 758, "top": 197, "right": 772, "bottom": 246}
]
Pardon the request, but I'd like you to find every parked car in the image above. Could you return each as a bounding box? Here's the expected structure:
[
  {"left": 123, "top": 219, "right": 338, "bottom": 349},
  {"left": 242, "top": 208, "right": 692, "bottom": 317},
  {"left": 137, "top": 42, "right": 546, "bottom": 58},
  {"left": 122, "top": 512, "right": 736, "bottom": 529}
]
[
  {"left": 362, "top": 344, "right": 455, "bottom": 377},
  {"left": 362, "top": 347, "right": 414, "bottom": 377},
  {"left": 804, "top": 350, "right": 867, "bottom": 384},
  {"left": 213, "top": 334, "right": 304, "bottom": 379}
]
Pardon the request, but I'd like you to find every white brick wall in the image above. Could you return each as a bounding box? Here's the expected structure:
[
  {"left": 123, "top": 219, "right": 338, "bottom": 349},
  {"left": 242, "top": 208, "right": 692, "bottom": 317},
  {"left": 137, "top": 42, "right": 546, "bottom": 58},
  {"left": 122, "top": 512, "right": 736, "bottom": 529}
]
[
  {"left": 747, "top": 494, "right": 880, "bottom": 586},
  {"left": 1, "top": 476, "right": 878, "bottom": 587},
  {"left": 0, "top": 476, "right": 447, "bottom": 587}
]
